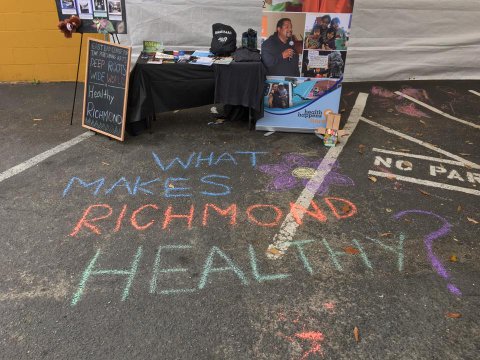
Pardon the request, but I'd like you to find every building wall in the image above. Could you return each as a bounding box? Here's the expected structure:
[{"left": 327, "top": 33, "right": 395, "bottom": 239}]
[{"left": 0, "top": 0, "right": 103, "bottom": 82}]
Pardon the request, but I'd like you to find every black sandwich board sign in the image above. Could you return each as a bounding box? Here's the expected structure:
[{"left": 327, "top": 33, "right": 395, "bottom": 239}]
[{"left": 82, "top": 39, "right": 131, "bottom": 141}]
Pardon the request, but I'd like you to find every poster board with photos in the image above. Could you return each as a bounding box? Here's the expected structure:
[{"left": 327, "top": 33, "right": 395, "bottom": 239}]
[
  {"left": 257, "top": 0, "right": 354, "bottom": 133},
  {"left": 82, "top": 39, "right": 131, "bottom": 141},
  {"left": 54, "top": 0, "right": 127, "bottom": 34}
]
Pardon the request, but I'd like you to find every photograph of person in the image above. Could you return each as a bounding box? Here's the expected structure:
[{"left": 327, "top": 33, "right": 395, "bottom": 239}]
[
  {"left": 305, "top": 24, "right": 322, "bottom": 49},
  {"left": 61, "top": 0, "right": 76, "bottom": 10},
  {"left": 266, "top": 83, "right": 290, "bottom": 108},
  {"left": 261, "top": 14, "right": 306, "bottom": 77},
  {"left": 75, "top": 0, "right": 93, "bottom": 19},
  {"left": 303, "top": 14, "right": 330, "bottom": 49},
  {"left": 302, "top": 50, "right": 346, "bottom": 78},
  {"left": 304, "top": 13, "right": 351, "bottom": 51},
  {"left": 108, "top": 0, "right": 122, "bottom": 15},
  {"left": 331, "top": 17, "right": 348, "bottom": 50},
  {"left": 60, "top": 0, "right": 77, "bottom": 15},
  {"left": 264, "top": 77, "right": 341, "bottom": 111},
  {"left": 94, "top": 0, "right": 106, "bottom": 11},
  {"left": 263, "top": 0, "right": 354, "bottom": 13},
  {"left": 323, "top": 28, "right": 336, "bottom": 50},
  {"left": 77, "top": 0, "right": 92, "bottom": 14}
]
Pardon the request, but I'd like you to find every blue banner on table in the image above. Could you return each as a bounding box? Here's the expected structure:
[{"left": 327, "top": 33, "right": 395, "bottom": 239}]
[{"left": 257, "top": 0, "right": 354, "bottom": 133}]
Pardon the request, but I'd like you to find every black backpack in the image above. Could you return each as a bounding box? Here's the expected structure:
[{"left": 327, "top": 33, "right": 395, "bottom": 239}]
[{"left": 210, "top": 23, "right": 237, "bottom": 56}]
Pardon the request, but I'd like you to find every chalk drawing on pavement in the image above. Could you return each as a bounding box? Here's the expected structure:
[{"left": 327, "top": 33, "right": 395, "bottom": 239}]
[
  {"left": 395, "top": 210, "right": 461, "bottom": 296},
  {"left": 258, "top": 153, "right": 354, "bottom": 195}
]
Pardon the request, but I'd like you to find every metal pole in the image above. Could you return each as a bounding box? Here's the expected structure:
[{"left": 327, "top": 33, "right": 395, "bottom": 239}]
[{"left": 70, "top": 32, "right": 84, "bottom": 125}]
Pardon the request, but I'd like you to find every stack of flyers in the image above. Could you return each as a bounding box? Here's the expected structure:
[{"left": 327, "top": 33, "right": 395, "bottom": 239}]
[
  {"left": 214, "top": 57, "right": 233, "bottom": 65},
  {"left": 190, "top": 57, "right": 214, "bottom": 66},
  {"left": 155, "top": 52, "right": 175, "bottom": 60}
]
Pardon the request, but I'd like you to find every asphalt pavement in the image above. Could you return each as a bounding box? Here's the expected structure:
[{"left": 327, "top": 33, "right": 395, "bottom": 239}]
[{"left": 0, "top": 80, "right": 479, "bottom": 359}]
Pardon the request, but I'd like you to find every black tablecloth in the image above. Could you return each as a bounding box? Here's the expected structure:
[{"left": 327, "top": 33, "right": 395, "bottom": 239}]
[
  {"left": 214, "top": 62, "right": 265, "bottom": 113},
  {"left": 126, "top": 57, "right": 266, "bottom": 134}
]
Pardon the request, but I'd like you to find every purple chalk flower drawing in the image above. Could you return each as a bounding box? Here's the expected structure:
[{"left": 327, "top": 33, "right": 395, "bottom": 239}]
[{"left": 258, "top": 154, "right": 354, "bottom": 195}]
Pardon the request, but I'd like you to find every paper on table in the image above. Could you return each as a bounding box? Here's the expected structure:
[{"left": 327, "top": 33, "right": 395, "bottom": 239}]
[
  {"left": 214, "top": 57, "right": 233, "bottom": 65},
  {"left": 190, "top": 57, "right": 214, "bottom": 66},
  {"left": 155, "top": 52, "right": 175, "bottom": 59},
  {"left": 192, "top": 50, "right": 213, "bottom": 57}
]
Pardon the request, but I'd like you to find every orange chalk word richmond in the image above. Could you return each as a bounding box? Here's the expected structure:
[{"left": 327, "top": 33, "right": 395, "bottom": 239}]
[{"left": 69, "top": 197, "right": 357, "bottom": 237}]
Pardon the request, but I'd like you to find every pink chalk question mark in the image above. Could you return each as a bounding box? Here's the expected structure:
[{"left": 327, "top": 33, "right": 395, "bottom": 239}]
[{"left": 394, "top": 210, "right": 461, "bottom": 296}]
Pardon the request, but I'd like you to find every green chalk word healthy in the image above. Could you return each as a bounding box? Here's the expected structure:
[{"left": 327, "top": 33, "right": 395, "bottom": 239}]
[{"left": 71, "top": 235, "right": 405, "bottom": 306}]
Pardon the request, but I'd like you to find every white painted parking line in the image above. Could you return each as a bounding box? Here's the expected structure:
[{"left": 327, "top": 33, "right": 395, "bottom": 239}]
[
  {"left": 395, "top": 91, "right": 480, "bottom": 130},
  {"left": 266, "top": 92, "right": 369, "bottom": 259},
  {"left": 372, "top": 148, "right": 466, "bottom": 167},
  {"left": 0, "top": 132, "right": 95, "bottom": 184},
  {"left": 469, "top": 90, "right": 480, "bottom": 97},
  {"left": 368, "top": 170, "right": 480, "bottom": 196},
  {"left": 360, "top": 117, "right": 480, "bottom": 170}
]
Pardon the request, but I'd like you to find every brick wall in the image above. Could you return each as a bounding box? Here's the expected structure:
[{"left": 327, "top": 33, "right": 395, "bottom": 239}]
[{"left": 0, "top": 0, "right": 104, "bottom": 82}]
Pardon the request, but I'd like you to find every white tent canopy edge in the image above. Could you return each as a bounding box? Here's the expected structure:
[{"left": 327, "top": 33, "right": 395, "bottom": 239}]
[{"left": 119, "top": 0, "right": 480, "bottom": 81}]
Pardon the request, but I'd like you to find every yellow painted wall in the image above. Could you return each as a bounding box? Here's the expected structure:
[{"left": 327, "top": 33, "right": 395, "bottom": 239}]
[{"left": 0, "top": 0, "right": 104, "bottom": 82}]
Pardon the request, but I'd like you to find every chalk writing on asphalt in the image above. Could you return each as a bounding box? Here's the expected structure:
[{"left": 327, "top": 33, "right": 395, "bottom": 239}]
[
  {"left": 64, "top": 150, "right": 461, "bottom": 306},
  {"left": 395, "top": 210, "right": 461, "bottom": 296},
  {"left": 70, "top": 234, "right": 408, "bottom": 306}
]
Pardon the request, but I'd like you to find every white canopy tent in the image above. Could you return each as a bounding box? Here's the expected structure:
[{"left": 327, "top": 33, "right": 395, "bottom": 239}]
[{"left": 119, "top": 0, "right": 480, "bottom": 81}]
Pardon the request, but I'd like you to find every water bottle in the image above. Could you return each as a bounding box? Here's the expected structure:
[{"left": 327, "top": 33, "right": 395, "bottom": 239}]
[
  {"left": 248, "top": 29, "right": 257, "bottom": 49},
  {"left": 242, "top": 32, "right": 249, "bottom": 48}
]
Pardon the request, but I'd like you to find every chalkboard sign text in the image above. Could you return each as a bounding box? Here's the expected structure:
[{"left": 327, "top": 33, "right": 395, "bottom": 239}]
[{"left": 82, "top": 39, "right": 131, "bottom": 141}]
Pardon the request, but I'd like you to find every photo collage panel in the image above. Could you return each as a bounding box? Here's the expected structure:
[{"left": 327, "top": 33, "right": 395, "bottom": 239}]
[
  {"left": 261, "top": 5, "right": 353, "bottom": 80},
  {"left": 55, "top": 0, "right": 127, "bottom": 33},
  {"left": 261, "top": 1, "right": 354, "bottom": 111}
]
